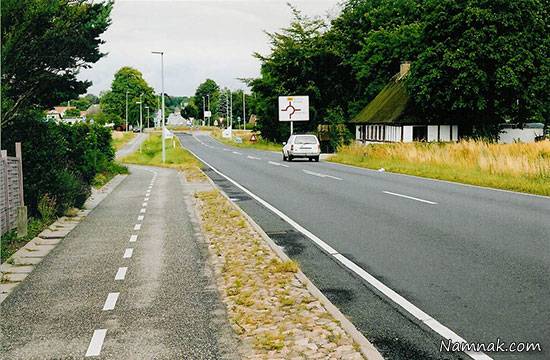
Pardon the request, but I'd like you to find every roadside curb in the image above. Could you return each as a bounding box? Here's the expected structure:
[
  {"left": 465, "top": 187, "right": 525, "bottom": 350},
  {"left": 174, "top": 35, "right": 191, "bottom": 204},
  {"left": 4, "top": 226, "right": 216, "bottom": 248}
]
[
  {"left": 200, "top": 171, "right": 384, "bottom": 360},
  {"left": 0, "top": 174, "right": 127, "bottom": 304}
]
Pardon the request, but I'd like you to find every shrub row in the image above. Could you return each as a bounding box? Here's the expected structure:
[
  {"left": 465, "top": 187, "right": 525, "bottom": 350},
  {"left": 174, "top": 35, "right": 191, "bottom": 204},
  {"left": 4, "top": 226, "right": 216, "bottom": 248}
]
[{"left": 2, "top": 112, "right": 115, "bottom": 216}]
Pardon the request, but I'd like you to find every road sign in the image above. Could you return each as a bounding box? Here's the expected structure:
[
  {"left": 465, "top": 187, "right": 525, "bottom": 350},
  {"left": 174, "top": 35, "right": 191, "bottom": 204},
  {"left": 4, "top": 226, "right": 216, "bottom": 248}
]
[
  {"left": 278, "top": 96, "right": 309, "bottom": 121},
  {"left": 204, "top": 110, "right": 212, "bottom": 117}
]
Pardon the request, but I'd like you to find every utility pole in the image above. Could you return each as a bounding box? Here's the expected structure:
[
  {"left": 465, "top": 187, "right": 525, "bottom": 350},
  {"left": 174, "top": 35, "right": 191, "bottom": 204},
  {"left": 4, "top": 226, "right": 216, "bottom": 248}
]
[
  {"left": 145, "top": 106, "right": 150, "bottom": 128},
  {"left": 242, "top": 91, "right": 246, "bottom": 130},
  {"left": 202, "top": 96, "right": 206, "bottom": 125},
  {"left": 229, "top": 89, "right": 233, "bottom": 129},
  {"left": 152, "top": 51, "right": 165, "bottom": 163},
  {"left": 125, "top": 90, "right": 129, "bottom": 132},
  {"left": 137, "top": 93, "right": 143, "bottom": 132},
  {"left": 206, "top": 94, "right": 210, "bottom": 126}
]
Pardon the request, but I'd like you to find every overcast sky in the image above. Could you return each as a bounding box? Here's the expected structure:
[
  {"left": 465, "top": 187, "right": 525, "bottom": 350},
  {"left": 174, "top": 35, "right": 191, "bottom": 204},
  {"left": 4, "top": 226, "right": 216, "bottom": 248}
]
[{"left": 78, "top": 0, "right": 341, "bottom": 97}]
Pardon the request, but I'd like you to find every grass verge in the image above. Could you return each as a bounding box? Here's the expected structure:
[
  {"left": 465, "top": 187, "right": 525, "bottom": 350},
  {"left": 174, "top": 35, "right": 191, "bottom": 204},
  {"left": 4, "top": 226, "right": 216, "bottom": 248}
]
[
  {"left": 196, "top": 190, "right": 363, "bottom": 358},
  {"left": 1, "top": 218, "right": 52, "bottom": 263},
  {"left": 92, "top": 161, "right": 129, "bottom": 188},
  {"left": 210, "top": 128, "right": 282, "bottom": 152},
  {"left": 330, "top": 140, "right": 550, "bottom": 196},
  {"left": 112, "top": 131, "right": 136, "bottom": 151},
  {"left": 120, "top": 133, "right": 205, "bottom": 181}
]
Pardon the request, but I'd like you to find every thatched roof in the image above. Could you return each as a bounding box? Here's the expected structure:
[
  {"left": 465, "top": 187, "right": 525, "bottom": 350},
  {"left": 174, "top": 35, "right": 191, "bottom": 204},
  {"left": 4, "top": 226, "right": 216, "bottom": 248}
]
[{"left": 352, "top": 75, "right": 419, "bottom": 125}]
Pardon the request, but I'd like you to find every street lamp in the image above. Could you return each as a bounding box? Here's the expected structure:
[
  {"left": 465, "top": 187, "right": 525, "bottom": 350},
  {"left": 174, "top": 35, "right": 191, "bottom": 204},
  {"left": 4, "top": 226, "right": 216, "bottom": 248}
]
[
  {"left": 206, "top": 94, "right": 210, "bottom": 126},
  {"left": 145, "top": 105, "right": 150, "bottom": 129},
  {"left": 136, "top": 93, "right": 143, "bottom": 132},
  {"left": 125, "top": 90, "right": 129, "bottom": 132},
  {"left": 152, "top": 51, "right": 165, "bottom": 163}
]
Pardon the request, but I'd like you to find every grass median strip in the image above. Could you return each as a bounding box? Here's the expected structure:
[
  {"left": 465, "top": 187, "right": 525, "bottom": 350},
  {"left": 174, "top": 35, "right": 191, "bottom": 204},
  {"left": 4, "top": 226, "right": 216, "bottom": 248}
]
[
  {"left": 121, "top": 133, "right": 205, "bottom": 182},
  {"left": 330, "top": 140, "right": 550, "bottom": 196},
  {"left": 195, "top": 190, "right": 364, "bottom": 359}
]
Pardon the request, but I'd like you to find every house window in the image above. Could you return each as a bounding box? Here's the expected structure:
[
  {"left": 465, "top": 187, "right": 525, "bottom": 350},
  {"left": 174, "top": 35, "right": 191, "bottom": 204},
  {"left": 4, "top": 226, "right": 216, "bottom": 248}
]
[{"left": 413, "top": 126, "right": 428, "bottom": 142}]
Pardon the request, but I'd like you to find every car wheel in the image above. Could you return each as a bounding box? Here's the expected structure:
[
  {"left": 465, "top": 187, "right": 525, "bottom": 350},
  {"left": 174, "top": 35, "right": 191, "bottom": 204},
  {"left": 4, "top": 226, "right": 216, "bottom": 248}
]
[
  {"left": 288, "top": 154, "right": 293, "bottom": 162},
  {"left": 308, "top": 157, "right": 313, "bottom": 161},
  {"left": 315, "top": 156, "right": 320, "bottom": 162},
  {"left": 282, "top": 152, "right": 287, "bottom": 161}
]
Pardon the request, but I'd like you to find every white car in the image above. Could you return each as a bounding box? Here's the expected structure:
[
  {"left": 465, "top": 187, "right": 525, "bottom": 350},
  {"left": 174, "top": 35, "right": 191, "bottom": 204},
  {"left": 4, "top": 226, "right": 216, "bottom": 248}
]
[{"left": 282, "top": 134, "right": 321, "bottom": 162}]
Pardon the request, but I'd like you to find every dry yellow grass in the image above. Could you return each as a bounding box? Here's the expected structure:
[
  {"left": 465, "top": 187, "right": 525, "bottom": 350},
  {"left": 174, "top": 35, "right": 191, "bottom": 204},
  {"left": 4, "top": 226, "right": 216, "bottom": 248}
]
[{"left": 330, "top": 140, "right": 550, "bottom": 195}]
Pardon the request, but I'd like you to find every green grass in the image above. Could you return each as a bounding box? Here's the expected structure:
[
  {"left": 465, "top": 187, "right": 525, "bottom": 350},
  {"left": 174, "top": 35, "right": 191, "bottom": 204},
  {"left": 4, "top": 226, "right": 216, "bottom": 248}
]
[
  {"left": 330, "top": 141, "right": 550, "bottom": 196},
  {"left": 120, "top": 134, "right": 205, "bottom": 181},
  {"left": 112, "top": 131, "right": 136, "bottom": 151},
  {"left": 210, "top": 129, "right": 282, "bottom": 152},
  {"left": 92, "top": 162, "right": 129, "bottom": 188},
  {"left": 1, "top": 217, "right": 52, "bottom": 262}
]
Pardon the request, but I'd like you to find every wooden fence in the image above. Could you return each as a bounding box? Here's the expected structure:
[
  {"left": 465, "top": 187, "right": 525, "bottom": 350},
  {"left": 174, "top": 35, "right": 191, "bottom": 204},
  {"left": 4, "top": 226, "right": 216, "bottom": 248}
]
[{"left": 1, "top": 143, "right": 25, "bottom": 236}]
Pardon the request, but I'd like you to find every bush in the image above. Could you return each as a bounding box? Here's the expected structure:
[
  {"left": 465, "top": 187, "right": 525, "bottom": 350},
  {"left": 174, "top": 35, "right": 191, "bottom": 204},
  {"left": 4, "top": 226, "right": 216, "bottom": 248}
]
[{"left": 1, "top": 112, "right": 116, "bottom": 216}]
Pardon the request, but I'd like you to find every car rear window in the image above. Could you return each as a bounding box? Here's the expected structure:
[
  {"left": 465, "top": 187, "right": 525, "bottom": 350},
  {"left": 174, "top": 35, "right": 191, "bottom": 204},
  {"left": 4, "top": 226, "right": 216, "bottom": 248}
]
[{"left": 294, "top": 135, "right": 318, "bottom": 144}]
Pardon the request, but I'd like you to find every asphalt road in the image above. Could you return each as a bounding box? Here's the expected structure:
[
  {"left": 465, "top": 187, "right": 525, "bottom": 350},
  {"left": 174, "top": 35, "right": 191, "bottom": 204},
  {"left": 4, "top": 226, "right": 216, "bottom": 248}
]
[
  {"left": 178, "top": 132, "right": 550, "bottom": 360},
  {"left": 0, "top": 165, "right": 238, "bottom": 359}
]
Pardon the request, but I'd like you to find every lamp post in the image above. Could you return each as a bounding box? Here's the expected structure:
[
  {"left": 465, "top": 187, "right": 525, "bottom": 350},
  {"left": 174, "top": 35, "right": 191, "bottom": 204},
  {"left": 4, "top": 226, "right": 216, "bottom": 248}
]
[
  {"left": 136, "top": 93, "right": 143, "bottom": 132},
  {"left": 202, "top": 96, "right": 206, "bottom": 125},
  {"left": 206, "top": 94, "right": 210, "bottom": 126},
  {"left": 125, "top": 90, "right": 129, "bottom": 132},
  {"left": 152, "top": 51, "right": 165, "bottom": 163},
  {"left": 242, "top": 91, "right": 246, "bottom": 130},
  {"left": 145, "top": 106, "right": 150, "bottom": 129}
]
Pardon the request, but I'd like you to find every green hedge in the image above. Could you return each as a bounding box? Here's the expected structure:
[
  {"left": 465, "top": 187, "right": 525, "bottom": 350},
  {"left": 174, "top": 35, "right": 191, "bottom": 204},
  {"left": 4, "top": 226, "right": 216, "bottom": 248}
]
[{"left": 2, "top": 113, "right": 116, "bottom": 216}]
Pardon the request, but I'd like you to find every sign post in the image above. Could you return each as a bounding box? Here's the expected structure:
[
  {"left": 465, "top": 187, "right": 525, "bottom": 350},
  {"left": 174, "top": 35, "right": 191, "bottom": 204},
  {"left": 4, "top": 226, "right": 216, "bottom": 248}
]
[{"left": 278, "top": 96, "right": 309, "bottom": 135}]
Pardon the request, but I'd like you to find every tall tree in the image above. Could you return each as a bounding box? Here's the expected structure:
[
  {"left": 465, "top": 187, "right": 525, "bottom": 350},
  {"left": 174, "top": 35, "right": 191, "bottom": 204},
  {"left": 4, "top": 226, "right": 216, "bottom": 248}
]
[
  {"left": 1, "top": 0, "right": 113, "bottom": 125},
  {"left": 100, "top": 67, "right": 156, "bottom": 127},
  {"left": 407, "top": 0, "right": 549, "bottom": 137},
  {"left": 194, "top": 79, "right": 220, "bottom": 121}
]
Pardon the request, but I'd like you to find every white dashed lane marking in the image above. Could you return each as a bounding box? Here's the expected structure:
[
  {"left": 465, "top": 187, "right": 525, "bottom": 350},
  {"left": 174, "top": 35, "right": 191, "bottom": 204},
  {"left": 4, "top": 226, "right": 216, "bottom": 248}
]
[
  {"left": 133, "top": 224, "right": 141, "bottom": 231},
  {"left": 137, "top": 215, "right": 144, "bottom": 221},
  {"left": 102, "top": 292, "right": 119, "bottom": 311},
  {"left": 115, "top": 267, "right": 127, "bottom": 280},
  {"left": 302, "top": 169, "right": 343, "bottom": 181},
  {"left": 268, "top": 161, "right": 289, "bottom": 168},
  {"left": 123, "top": 248, "right": 133, "bottom": 258},
  {"left": 142, "top": 202, "right": 148, "bottom": 207},
  {"left": 140, "top": 208, "right": 146, "bottom": 213},
  {"left": 247, "top": 155, "right": 262, "bottom": 160},
  {"left": 382, "top": 191, "right": 437, "bottom": 205},
  {"left": 129, "top": 235, "right": 138, "bottom": 242},
  {"left": 85, "top": 329, "right": 107, "bottom": 357}
]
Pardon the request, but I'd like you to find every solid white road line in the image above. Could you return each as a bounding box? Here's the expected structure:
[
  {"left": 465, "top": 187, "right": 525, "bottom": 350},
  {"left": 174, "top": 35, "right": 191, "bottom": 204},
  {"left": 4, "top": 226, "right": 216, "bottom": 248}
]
[
  {"left": 268, "top": 161, "right": 290, "bottom": 168},
  {"left": 247, "top": 155, "right": 262, "bottom": 160},
  {"left": 183, "top": 147, "right": 491, "bottom": 360},
  {"left": 383, "top": 191, "right": 437, "bottom": 205},
  {"left": 102, "top": 292, "right": 119, "bottom": 311},
  {"left": 85, "top": 329, "right": 107, "bottom": 357},
  {"left": 303, "top": 169, "right": 343, "bottom": 181},
  {"left": 123, "top": 248, "right": 133, "bottom": 258},
  {"left": 129, "top": 235, "right": 137, "bottom": 243},
  {"left": 115, "top": 267, "right": 127, "bottom": 280},
  {"left": 140, "top": 208, "right": 146, "bottom": 213}
]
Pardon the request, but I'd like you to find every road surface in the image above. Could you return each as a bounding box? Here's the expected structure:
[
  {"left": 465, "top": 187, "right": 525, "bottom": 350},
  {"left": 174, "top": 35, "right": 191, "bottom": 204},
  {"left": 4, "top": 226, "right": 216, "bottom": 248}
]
[
  {"left": 178, "top": 131, "right": 549, "bottom": 360},
  {"left": 0, "top": 165, "right": 238, "bottom": 359}
]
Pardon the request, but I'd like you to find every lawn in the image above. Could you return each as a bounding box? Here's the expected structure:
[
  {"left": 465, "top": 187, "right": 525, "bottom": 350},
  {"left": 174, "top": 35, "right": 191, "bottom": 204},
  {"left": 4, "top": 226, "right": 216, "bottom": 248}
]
[
  {"left": 112, "top": 131, "right": 136, "bottom": 151},
  {"left": 210, "top": 128, "right": 282, "bottom": 152},
  {"left": 120, "top": 133, "right": 205, "bottom": 181},
  {"left": 329, "top": 140, "right": 550, "bottom": 196}
]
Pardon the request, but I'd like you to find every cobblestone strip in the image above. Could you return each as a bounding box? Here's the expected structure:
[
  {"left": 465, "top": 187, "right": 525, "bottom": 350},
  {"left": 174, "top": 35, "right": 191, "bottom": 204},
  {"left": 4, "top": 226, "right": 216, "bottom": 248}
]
[
  {"left": 195, "top": 189, "right": 374, "bottom": 360},
  {"left": 0, "top": 174, "right": 128, "bottom": 303}
]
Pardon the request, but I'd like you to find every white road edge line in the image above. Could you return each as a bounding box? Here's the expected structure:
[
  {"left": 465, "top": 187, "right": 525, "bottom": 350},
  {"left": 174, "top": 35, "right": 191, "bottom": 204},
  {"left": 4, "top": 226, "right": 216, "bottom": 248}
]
[
  {"left": 115, "top": 267, "right": 127, "bottom": 280},
  {"left": 144, "top": 197, "right": 150, "bottom": 201},
  {"left": 183, "top": 147, "right": 491, "bottom": 360},
  {"left": 383, "top": 191, "right": 437, "bottom": 205},
  {"left": 85, "top": 329, "right": 107, "bottom": 357},
  {"left": 102, "top": 292, "right": 119, "bottom": 311},
  {"left": 129, "top": 235, "right": 137, "bottom": 242},
  {"left": 123, "top": 248, "right": 133, "bottom": 258}
]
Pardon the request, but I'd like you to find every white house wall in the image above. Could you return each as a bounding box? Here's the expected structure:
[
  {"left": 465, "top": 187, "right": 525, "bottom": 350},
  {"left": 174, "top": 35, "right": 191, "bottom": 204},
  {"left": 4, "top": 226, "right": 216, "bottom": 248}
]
[
  {"left": 452, "top": 125, "right": 459, "bottom": 141},
  {"left": 427, "top": 126, "right": 439, "bottom": 142},
  {"left": 499, "top": 128, "right": 543, "bottom": 144},
  {"left": 403, "top": 126, "right": 413, "bottom": 142},
  {"left": 439, "top": 125, "right": 451, "bottom": 141}
]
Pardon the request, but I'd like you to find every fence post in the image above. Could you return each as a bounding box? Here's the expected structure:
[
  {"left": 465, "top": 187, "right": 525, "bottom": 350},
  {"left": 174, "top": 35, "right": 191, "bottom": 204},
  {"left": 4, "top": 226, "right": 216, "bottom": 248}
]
[
  {"left": 15, "top": 143, "right": 27, "bottom": 238},
  {"left": 2, "top": 150, "right": 10, "bottom": 236}
]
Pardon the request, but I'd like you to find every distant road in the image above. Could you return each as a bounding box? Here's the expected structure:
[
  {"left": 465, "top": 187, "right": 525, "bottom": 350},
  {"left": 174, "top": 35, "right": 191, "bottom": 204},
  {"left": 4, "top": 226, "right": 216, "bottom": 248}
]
[
  {"left": 178, "top": 131, "right": 549, "bottom": 360},
  {"left": 115, "top": 132, "right": 149, "bottom": 159}
]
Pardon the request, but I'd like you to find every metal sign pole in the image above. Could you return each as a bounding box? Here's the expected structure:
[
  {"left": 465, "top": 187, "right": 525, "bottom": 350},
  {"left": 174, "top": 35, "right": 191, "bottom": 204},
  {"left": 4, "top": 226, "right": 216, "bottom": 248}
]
[{"left": 291, "top": 121, "right": 293, "bottom": 135}]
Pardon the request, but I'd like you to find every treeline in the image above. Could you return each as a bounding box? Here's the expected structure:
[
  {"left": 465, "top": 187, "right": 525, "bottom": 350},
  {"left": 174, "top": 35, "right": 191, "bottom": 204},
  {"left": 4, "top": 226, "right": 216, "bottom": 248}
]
[
  {"left": 249, "top": 0, "right": 549, "bottom": 142},
  {"left": 1, "top": 0, "right": 117, "bottom": 217}
]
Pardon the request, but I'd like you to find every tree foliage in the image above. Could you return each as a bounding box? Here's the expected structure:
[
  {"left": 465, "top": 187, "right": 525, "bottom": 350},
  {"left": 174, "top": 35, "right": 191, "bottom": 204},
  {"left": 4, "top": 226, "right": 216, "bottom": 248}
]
[
  {"left": 100, "top": 67, "right": 156, "bottom": 127},
  {"left": 194, "top": 79, "right": 220, "bottom": 120},
  {"left": 1, "top": 0, "right": 113, "bottom": 125},
  {"left": 249, "top": 0, "right": 548, "bottom": 141}
]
